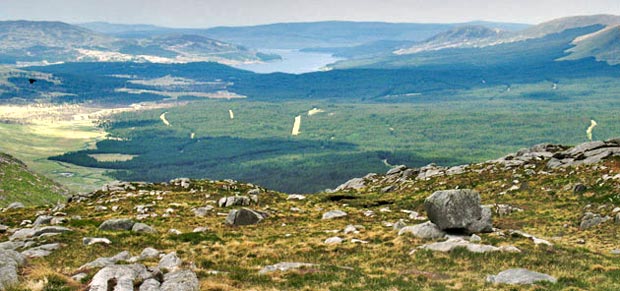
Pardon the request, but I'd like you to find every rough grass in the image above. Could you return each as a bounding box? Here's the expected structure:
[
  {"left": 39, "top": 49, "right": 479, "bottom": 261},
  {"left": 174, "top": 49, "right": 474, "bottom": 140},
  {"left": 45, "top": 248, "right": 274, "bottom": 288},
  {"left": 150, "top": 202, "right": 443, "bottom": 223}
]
[{"left": 1, "top": 158, "right": 619, "bottom": 290}]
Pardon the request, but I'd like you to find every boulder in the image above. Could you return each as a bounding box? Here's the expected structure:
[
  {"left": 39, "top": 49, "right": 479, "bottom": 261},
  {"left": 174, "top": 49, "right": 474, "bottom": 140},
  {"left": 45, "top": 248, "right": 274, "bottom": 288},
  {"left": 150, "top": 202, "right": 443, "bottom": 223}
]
[
  {"left": 159, "top": 252, "right": 182, "bottom": 272},
  {"left": 398, "top": 221, "right": 446, "bottom": 239},
  {"left": 332, "top": 177, "right": 366, "bottom": 192},
  {"left": 160, "top": 270, "right": 199, "bottom": 291},
  {"left": 0, "top": 249, "right": 25, "bottom": 290},
  {"left": 322, "top": 210, "right": 347, "bottom": 220},
  {"left": 192, "top": 206, "right": 213, "bottom": 217},
  {"left": 225, "top": 208, "right": 266, "bottom": 226},
  {"left": 486, "top": 268, "right": 557, "bottom": 285},
  {"left": 139, "top": 278, "right": 161, "bottom": 291},
  {"left": 580, "top": 212, "right": 608, "bottom": 230},
  {"left": 218, "top": 196, "right": 252, "bottom": 208},
  {"left": 419, "top": 238, "right": 520, "bottom": 254},
  {"left": 132, "top": 223, "right": 157, "bottom": 234},
  {"left": 99, "top": 218, "right": 135, "bottom": 231},
  {"left": 140, "top": 247, "right": 161, "bottom": 260},
  {"left": 33, "top": 215, "right": 53, "bottom": 227},
  {"left": 424, "top": 189, "right": 492, "bottom": 233}
]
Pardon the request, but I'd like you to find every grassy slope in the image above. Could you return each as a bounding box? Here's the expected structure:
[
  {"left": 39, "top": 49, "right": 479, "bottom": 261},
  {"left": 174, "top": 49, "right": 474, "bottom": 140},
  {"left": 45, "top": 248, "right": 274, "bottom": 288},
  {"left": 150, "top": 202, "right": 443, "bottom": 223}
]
[
  {"left": 0, "top": 152, "right": 66, "bottom": 207},
  {"left": 0, "top": 122, "right": 112, "bottom": 194},
  {"left": 1, "top": 151, "right": 619, "bottom": 290}
]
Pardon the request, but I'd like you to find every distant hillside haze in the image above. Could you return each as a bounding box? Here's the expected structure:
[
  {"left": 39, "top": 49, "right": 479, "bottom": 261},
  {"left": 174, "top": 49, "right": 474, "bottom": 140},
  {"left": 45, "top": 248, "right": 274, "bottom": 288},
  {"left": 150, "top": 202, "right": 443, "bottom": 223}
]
[
  {"left": 78, "top": 20, "right": 531, "bottom": 49},
  {"left": 0, "top": 20, "right": 278, "bottom": 65},
  {"left": 333, "top": 14, "right": 620, "bottom": 68}
]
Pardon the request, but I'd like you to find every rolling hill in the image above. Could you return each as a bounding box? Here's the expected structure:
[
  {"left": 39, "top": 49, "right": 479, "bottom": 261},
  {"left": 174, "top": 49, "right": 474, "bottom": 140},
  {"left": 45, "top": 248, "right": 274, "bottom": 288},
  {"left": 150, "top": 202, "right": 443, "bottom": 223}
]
[
  {"left": 332, "top": 15, "right": 620, "bottom": 69},
  {"left": 79, "top": 21, "right": 530, "bottom": 50},
  {"left": 0, "top": 21, "right": 277, "bottom": 65}
]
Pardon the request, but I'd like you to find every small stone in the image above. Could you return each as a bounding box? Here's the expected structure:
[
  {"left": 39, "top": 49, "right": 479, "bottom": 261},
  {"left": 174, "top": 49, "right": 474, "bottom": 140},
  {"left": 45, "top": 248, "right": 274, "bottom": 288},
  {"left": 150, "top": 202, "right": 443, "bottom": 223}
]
[
  {"left": 71, "top": 273, "right": 88, "bottom": 282},
  {"left": 398, "top": 221, "right": 446, "bottom": 240},
  {"left": 324, "top": 236, "right": 343, "bottom": 245},
  {"left": 192, "top": 206, "right": 213, "bottom": 217},
  {"left": 83, "top": 237, "right": 111, "bottom": 246},
  {"left": 193, "top": 227, "right": 208, "bottom": 233},
  {"left": 573, "top": 183, "right": 587, "bottom": 194},
  {"left": 259, "top": 262, "right": 316, "bottom": 274},
  {"left": 343, "top": 225, "right": 359, "bottom": 234},
  {"left": 470, "top": 234, "right": 482, "bottom": 242},
  {"left": 322, "top": 210, "right": 347, "bottom": 220},
  {"left": 168, "top": 229, "right": 182, "bottom": 235},
  {"left": 287, "top": 194, "right": 306, "bottom": 200}
]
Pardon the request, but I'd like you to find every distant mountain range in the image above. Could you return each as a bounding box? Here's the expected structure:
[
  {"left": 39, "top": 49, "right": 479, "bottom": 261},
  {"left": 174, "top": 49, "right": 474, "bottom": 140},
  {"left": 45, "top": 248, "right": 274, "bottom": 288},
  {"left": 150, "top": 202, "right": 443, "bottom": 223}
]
[
  {"left": 331, "top": 15, "right": 620, "bottom": 69},
  {"left": 79, "top": 21, "right": 531, "bottom": 49},
  {"left": 0, "top": 21, "right": 278, "bottom": 65}
]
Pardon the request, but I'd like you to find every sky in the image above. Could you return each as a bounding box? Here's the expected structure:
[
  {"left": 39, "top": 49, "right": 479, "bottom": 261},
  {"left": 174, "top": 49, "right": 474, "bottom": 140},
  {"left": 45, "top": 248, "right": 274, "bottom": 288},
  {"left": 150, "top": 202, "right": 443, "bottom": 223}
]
[{"left": 0, "top": 0, "right": 619, "bottom": 28}]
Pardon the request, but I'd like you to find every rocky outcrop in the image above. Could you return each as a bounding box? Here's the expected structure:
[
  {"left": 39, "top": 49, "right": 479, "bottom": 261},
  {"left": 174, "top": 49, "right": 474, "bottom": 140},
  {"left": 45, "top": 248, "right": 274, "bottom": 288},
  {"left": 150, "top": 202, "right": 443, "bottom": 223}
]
[
  {"left": 486, "top": 268, "right": 557, "bottom": 285},
  {"left": 418, "top": 238, "right": 520, "bottom": 253},
  {"left": 218, "top": 196, "right": 256, "bottom": 207},
  {"left": 547, "top": 139, "right": 620, "bottom": 168},
  {"left": 424, "top": 189, "right": 493, "bottom": 233}
]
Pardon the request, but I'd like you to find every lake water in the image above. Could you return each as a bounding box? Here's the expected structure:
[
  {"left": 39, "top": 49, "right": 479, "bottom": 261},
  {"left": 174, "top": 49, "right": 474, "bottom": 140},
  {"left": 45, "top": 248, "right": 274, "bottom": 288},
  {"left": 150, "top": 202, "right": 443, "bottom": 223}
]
[{"left": 233, "top": 49, "right": 342, "bottom": 74}]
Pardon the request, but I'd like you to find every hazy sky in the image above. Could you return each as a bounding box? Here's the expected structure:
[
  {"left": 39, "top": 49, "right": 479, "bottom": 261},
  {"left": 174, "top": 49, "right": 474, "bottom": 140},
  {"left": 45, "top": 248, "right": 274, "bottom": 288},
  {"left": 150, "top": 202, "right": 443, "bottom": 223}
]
[{"left": 1, "top": 0, "right": 619, "bottom": 28}]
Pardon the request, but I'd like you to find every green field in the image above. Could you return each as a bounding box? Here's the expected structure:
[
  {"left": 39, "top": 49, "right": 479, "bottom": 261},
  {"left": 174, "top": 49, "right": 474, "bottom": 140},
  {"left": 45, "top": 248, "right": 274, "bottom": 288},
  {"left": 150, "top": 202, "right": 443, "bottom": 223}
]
[{"left": 51, "top": 77, "right": 620, "bottom": 193}]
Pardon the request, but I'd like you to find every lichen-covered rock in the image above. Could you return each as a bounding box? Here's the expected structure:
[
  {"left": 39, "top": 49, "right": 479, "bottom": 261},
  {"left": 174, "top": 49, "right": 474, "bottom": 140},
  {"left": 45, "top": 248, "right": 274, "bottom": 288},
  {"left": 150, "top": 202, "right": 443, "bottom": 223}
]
[
  {"left": 132, "top": 223, "right": 157, "bottom": 233},
  {"left": 321, "top": 210, "right": 347, "bottom": 220},
  {"left": 424, "top": 189, "right": 492, "bottom": 233},
  {"left": 398, "top": 221, "right": 446, "bottom": 239},
  {"left": 0, "top": 249, "right": 25, "bottom": 290},
  {"left": 160, "top": 270, "right": 199, "bottom": 291},
  {"left": 99, "top": 218, "right": 135, "bottom": 231},
  {"left": 225, "top": 208, "right": 266, "bottom": 226},
  {"left": 159, "top": 252, "right": 182, "bottom": 272},
  {"left": 89, "top": 264, "right": 152, "bottom": 291},
  {"left": 486, "top": 268, "right": 557, "bottom": 285}
]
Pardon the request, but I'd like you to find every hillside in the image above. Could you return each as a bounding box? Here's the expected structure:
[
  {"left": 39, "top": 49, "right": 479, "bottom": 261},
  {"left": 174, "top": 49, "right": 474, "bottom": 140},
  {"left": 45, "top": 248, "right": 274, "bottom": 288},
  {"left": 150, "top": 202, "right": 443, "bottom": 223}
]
[
  {"left": 0, "top": 139, "right": 619, "bottom": 290},
  {"left": 0, "top": 152, "right": 66, "bottom": 207},
  {"left": 0, "top": 21, "right": 276, "bottom": 65},
  {"left": 561, "top": 25, "right": 620, "bottom": 65},
  {"left": 335, "top": 14, "right": 620, "bottom": 68}
]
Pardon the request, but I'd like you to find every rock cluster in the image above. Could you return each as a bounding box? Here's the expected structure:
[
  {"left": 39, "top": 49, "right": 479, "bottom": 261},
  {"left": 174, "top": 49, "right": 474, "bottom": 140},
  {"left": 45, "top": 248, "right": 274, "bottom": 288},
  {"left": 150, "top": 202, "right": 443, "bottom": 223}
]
[{"left": 547, "top": 139, "right": 620, "bottom": 168}]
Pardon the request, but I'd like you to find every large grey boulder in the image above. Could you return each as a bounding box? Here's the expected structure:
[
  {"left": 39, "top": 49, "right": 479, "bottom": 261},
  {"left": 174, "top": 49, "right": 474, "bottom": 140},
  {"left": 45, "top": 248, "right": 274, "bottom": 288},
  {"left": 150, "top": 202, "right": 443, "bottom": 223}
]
[
  {"left": 424, "top": 189, "right": 492, "bottom": 233},
  {"left": 486, "top": 268, "right": 557, "bottom": 285},
  {"left": 0, "top": 249, "right": 25, "bottom": 290},
  {"left": 225, "top": 208, "right": 266, "bottom": 226},
  {"left": 89, "top": 264, "right": 152, "bottom": 291},
  {"left": 398, "top": 221, "right": 446, "bottom": 239},
  {"left": 99, "top": 218, "right": 135, "bottom": 231},
  {"left": 321, "top": 210, "right": 347, "bottom": 220},
  {"left": 160, "top": 270, "right": 199, "bottom": 291}
]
